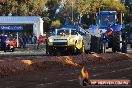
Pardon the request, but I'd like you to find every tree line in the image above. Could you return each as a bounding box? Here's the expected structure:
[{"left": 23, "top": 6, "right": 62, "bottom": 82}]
[
  {"left": 0, "top": 0, "right": 128, "bottom": 30},
  {"left": 0, "top": 0, "right": 126, "bottom": 16},
  {"left": 0, "top": 0, "right": 47, "bottom": 16}
]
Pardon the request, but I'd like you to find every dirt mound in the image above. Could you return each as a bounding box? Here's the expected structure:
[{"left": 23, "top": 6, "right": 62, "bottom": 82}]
[
  {"left": 72, "top": 53, "right": 132, "bottom": 66},
  {"left": 99, "top": 53, "right": 132, "bottom": 62},
  {"left": 0, "top": 53, "right": 131, "bottom": 77},
  {"left": 0, "top": 58, "right": 80, "bottom": 77},
  {"left": 0, "top": 60, "right": 33, "bottom": 77},
  {"left": 31, "top": 61, "right": 79, "bottom": 71}
]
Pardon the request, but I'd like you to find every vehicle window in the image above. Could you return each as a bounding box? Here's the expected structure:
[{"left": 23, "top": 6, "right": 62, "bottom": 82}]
[
  {"left": 71, "top": 30, "right": 77, "bottom": 35},
  {"left": 57, "top": 30, "right": 69, "bottom": 35},
  {"left": 97, "top": 14, "right": 115, "bottom": 27},
  {"left": 48, "top": 32, "right": 55, "bottom": 36}
]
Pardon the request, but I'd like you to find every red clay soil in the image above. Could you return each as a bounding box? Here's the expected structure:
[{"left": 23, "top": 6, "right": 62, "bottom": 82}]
[
  {"left": 0, "top": 53, "right": 131, "bottom": 88},
  {"left": 0, "top": 53, "right": 131, "bottom": 77}
]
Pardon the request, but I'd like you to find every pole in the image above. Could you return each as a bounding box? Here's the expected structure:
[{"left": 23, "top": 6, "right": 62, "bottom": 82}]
[{"left": 17, "top": 32, "right": 19, "bottom": 47}]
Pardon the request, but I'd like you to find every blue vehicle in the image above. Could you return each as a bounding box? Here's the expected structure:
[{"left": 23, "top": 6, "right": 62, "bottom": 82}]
[{"left": 87, "top": 11, "right": 127, "bottom": 53}]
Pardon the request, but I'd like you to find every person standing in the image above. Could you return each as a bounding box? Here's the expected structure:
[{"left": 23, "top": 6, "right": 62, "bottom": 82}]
[
  {"left": 105, "top": 24, "right": 113, "bottom": 36},
  {"left": 32, "top": 34, "right": 37, "bottom": 49},
  {"left": 37, "top": 35, "right": 43, "bottom": 49},
  {"left": 22, "top": 34, "right": 26, "bottom": 48}
]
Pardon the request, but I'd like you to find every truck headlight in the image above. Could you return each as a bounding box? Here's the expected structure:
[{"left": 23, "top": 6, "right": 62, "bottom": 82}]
[
  {"left": 69, "top": 39, "right": 74, "bottom": 42},
  {"left": 48, "top": 38, "right": 54, "bottom": 42}
]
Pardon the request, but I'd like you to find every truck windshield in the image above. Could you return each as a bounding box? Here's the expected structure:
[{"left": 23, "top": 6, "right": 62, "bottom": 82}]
[
  {"left": 96, "top": 14, "right": 116, "bottom": 27},
  {"left": 57, "top": 29, "right": 70, "bottom": 35},
  {"left": 71, "top": 30, "right": 77, "bottom": 35}
]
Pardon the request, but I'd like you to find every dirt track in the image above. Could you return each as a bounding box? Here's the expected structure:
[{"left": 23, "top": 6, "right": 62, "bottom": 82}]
[{"left": 0, "top": 53, "right": 132, "bottom": 88}]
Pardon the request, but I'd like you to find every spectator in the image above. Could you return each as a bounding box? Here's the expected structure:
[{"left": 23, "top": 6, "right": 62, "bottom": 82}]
[
  {"left": 1, "top": 35, "right": 7, "bottom": 52},
  {"left": 37, "top": 35, "right": 44, "bottom": 49},
  {"left": 32, "top": 34, "right": 37, "bottom": 49},
  {"left": 105, "top": 24, "right": 113, "bottom": 36},
  {"left": 32, "top": 34, "right": 37, "bottom": 44},
  {"left": 22, "top": 34, "right": 26, "bottom": 48}
]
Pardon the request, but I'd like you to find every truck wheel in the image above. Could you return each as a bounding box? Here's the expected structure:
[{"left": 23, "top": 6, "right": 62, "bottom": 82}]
[
  {"left": 122, "top": 40, "right": 127, "bottom": 53},
  {"left": 4, "top": 47, "right": 7, "bottom": 52},
  {"left": 121, "top": 31, "right": 127, "bottom": 53},
  {"left": 4, "top": 49, "right": 6, "bottom": 52},
  {"left": 46, "top": 46, "right": 49, "bottom": 55},
  {"left": 46, "top": 46, "right": 54, "bottom": 55},
  {"left": 112, "top": 31, "right": 121, "bottom": 52},
  {"left": 11, "top": 48, "right": 14, "bottom": 52},
  {"left": 78, "top": 42, "right": 85, "bottom": 54},
  {"left": 45, "top": 39, "right": 49, "bottom": 55},
  {"left": 72, "top": 44, "right": 77, "bottom": 55},
  {"left": 90, "top": 36, "right": 100, "bottom": 53},
  {"left": 49, "top": 51, "right": 53, "bottom": 55}
]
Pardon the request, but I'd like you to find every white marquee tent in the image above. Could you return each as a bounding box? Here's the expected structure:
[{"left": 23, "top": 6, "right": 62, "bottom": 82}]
[{"left": 0, "top": 16, "right": 43, "bottom": 38}]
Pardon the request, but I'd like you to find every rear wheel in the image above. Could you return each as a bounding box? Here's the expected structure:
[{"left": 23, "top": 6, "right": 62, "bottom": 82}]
[
  {"left": 122, "top": 40, "right": 127, "bottom": 53},
  {"left": 72, "top": 43, "right": 77, "bottom": 55},
  {"left": 112, "top": 31, "right": 121, "bottom": 52},
  {"left": 45, "top": 39, "right": 49, "bottom": 55},
  {"left": 79, "top": 43, "right": 85, "bottom": 54},
  {"left": 121, "top": 31, "right": 127, "bottom": 53},
  {"left": 90, "top": 36, "right": 100, "bottom": 53}
]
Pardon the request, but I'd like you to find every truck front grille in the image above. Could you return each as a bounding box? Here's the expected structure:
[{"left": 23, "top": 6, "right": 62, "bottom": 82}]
[
  {"left": 54, "top": 39, "right": 67, "bottom": 41},
  {"left": 53, "top": 42, "right": 67, "bottom": 45}
]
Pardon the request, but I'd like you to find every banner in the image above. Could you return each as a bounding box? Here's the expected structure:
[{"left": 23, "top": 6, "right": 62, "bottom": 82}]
[{"left": 0, "top": 25, "right": 23, "bottom": 30}]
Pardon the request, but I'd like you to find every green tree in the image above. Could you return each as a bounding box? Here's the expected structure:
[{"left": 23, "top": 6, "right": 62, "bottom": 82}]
[
  {"left": 65, "top": 0, "right": 125, "bottom": 15},
  {"left": 0, "top": 0, "right": 18, "bottom": 15},
  {"left": 0, "top": 0, "right": 48, "bottom": 16}
]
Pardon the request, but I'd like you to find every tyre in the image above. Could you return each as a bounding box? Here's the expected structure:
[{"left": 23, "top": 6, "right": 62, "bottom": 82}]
[
  {"left": 46, "top": 45, "right": 54, "bottom": 55},
  {"left": 122, "top": 39, "right": 127, "bottom": 53},
  {"left": 72, "top": 44, "right": 77, "bottom": 55},
  {"left": 121, "top": 32, "right": 127, "bottom": 53},
  {"left": 49, "top": 51, "right": 54, "bottom": 55},
  {"left": 79, "top": 43, "right": 85, "bottom": 54},
  {"left": 4, "top": 49, "right": 6, "bottom": 52},
  {"left": 90, "top": 36, "right": 100, "bottom": 53},
  {"left": 46, "top": 45, "right": 49, "bottom": 55},
  {"left": 11, "top": 48, "right": 14, "bottom": 52},
  {"left": 3, "top": 47, "right": 6, "bottom": 52},
  {"left": 112, "top": 31, "right": 121, "bottom": 52},
  {"left": 46, "top": 46, "right": 53, "bottom": 55}
]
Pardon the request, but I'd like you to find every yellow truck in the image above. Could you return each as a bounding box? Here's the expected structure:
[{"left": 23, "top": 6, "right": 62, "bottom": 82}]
[{"left": 46, "top": 28, "right": 85, "bottom": 55}]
